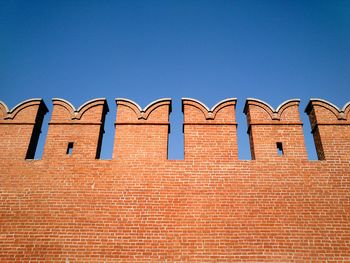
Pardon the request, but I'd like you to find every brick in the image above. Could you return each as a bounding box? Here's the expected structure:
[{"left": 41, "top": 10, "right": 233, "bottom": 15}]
[
  {"left": 244, "top": 98, "right": 308, "bottom": 160},
  {"left": 113, "top": 98, "right": 171, "bottom": 160},
  {"left": 0, "top": 99, "right": 48, "bottom": 160},
  {"left": 43, "top": 98, "right": 108, "bottom": 160},
  {"left": 182, "top": 98, "right": 238, "bottom": 161},
  {"left": 305, "top": 98, "right": 350, "bottom": 160}
]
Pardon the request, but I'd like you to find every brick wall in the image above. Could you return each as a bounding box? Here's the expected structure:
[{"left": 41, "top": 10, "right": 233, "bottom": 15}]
[{"left": 0, "top": 97, "right": 349, "bottom": 262}]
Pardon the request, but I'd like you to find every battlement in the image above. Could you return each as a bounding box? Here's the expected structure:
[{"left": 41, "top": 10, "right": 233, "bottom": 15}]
[
  {"left": 244, "top": 98, "right": 307, "bottom": 160},
  {"left": 43, "top": 98, "right": 108, "bottom": 160},
  {"left": 0, "top": 99, "right": 48, "bottom": 159},
  {"left": 182, "top": 98, "right": 238, "bottom": 161},
  {"left": 305, "top": 98, "right": 350, "bottom": 160},
  {"left": 1, "top": 97, "right": 349, "bottom": 162},
  {"left": 1, "top": 97, "right": 350, "bottom": 261},
  {"left": 114, "top": 98, "right": 171, "bottom": 159}
]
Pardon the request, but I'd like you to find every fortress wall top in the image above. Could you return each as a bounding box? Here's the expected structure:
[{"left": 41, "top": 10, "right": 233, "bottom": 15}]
[
  {"left": 0, "top": 99, "right": 47, "bottom": 160},
  {"left": 305, "top": 99, "right": 350, "bottom": 160},
  {"left": 182, "top": 98, "right": 238, "bottom": 161},
  {"left": 113, "top": 98, "right": 171, "bottom": 159},
  {"left": 49, "top": 98, "right": 107, "bottom": 123},
  {"left": 0, "top": 98, "right": 46, "bottom": 122},
  {"left": 244, "top": 99, "right": 308, "bottom": 160},
  {"left": 43, "top": 98, "right": 108, "bottom": 160},
  {"left": 0, "top": 97, "right": 349, "bottom": 162}
]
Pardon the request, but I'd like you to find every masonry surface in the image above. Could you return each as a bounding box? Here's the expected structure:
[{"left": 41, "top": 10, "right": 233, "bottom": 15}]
[{"left": 0, "top": 97, "right": 349, "bottom": 262}]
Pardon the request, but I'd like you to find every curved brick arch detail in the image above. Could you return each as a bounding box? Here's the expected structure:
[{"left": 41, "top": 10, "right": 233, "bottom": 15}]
[
  {"left": 116, "top": 98, "right": 172, "bottom": 120},
  {"left": 75, "top": 99, "right": 107, "bottom": 120},
  {"left": 277, "top": 100, "right": 301, "bottom": 120},
  {"left": 52, "top": 98, "right": 76, "bottom": 119},
  {"left": 52, "top": 98, "right": 107, "bottom": 120},
  {"left": 244, "top": 98, "right": 300, "bottom": 121},
  {"left": 305, "top": 98, "right": 349, "bottom": 120},
  {"left": 343, "top": 101, "right": 350, "bottom": 119},
  {"left": 0, "top": 101, "right": 9, "bottom": 119},
  {"left": 182, "top": 98, "right": 237, "bottom": 120},
  {"left": 0, "top": 98, "right": 44, "bottom": 120}
]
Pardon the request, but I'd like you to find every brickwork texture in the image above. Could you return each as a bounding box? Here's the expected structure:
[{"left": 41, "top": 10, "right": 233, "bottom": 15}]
[{"left": 0, "top": 97, "right": 349, "bottom": 262}]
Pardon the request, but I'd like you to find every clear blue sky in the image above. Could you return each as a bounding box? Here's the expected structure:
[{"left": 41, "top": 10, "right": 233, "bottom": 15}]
[{"left": 1, "top": 0, "right": 349, "bottom": 159}]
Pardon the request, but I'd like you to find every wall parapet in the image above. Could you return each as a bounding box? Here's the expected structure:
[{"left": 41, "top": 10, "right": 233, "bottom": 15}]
[
  {"left": 0, "top": 99, "right": 48, "bottom": 159},
  {"left": 244, "top": 98, "right": 307, "bottom": 160},
  {"left": 43, "top": 98, "right": 108, "bottom": 159},
  {"left": 113, "top": 98, "right": 171, "bottom": 159},
  {"left": 305, "top": 98, "right": 350, "bottom": 160},
  {"left": 0, "top": 97, "right": 349, "bottom": 162},
  {"left": 182, "top": 98, "right": 238, "bottom": 161}
]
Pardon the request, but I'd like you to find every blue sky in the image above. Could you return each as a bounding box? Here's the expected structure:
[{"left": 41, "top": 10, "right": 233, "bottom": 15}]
[{"left": 1, "top": 0, "right": 349, "bottom": 159}]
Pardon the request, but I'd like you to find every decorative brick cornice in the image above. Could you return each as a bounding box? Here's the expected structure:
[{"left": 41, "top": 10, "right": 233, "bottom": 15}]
[
  {"left": 115, "top": 98, "right": 171, "bottom": 121},
  {"left": 182, "top": 98, "right": 236, "bottom": 123},
  {"left": 52, "top": 98, "right": 108, "bottom": 121},
  {"left": 244, "top": 98, "right": 300, "bottom": 121},
  {"left": 305, "top": 98, "right": 350, "bottom": 121},
  {"left": 0, "top": 98, "right": 47, "bottom": 121}
]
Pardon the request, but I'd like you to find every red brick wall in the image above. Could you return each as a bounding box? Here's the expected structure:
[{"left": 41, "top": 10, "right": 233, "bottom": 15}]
[
  {"left": 305, "top": 99, "right": 350, "bottom": 161},
  {"left": 244, "top": 99, "right": 308, "bottom": 160},
  {"left": 0, "top": 98, "right": 349, "bottom": 262},
  {"left": 0, "top": 99, "right": 47, "bottom": 160},
  {"left": 113, "top": 99, "right": 171, "bottom": 160},
  {"left": 43, "top": 98, "right": 108, "bottom": 160},
  {"left": 183, "top": 98, "right": 238, "bottom": 162}
]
